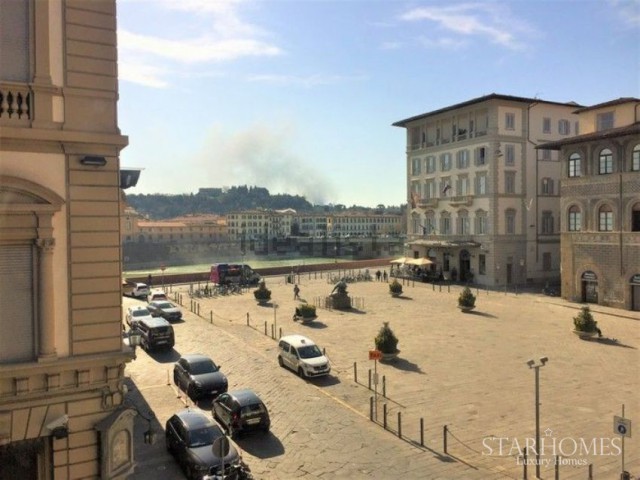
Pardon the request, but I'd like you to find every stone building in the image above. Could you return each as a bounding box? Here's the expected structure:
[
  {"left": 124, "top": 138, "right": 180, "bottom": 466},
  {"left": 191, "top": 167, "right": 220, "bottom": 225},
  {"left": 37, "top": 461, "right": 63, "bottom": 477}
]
[
  {"left": 0, "top": 1, "right": 137, "bottom": 478},
  {"left": 538, "top": 98, "right": 640, "bottom": 310},
  {"left": 394, "top": 94, "right": 581, "bottom": 286}
]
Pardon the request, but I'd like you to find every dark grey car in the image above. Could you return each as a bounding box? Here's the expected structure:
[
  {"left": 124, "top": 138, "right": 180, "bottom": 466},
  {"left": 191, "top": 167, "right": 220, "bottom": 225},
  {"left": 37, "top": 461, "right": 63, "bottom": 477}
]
[
  {"left": 174, "top": 354, "right": 228, "bottom": 401},
  {"left": 147, "top": 300, "right": 183, "bottom": 322}
]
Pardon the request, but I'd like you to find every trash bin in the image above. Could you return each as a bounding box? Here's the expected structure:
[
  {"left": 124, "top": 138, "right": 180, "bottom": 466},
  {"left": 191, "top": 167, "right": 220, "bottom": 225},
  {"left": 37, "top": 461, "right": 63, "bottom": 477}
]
[{"left": 620, "top": 472, "right": 631, "bottom": 480}]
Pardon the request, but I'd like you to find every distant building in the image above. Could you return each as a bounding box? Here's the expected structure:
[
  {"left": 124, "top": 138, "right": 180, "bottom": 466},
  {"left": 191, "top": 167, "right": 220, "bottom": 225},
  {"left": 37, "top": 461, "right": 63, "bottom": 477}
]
[
  {"left": 394, "top": 94, "right": 582, "bottom": 286},
  {"left": 538, "top": 97, "right": 640, "bottom": 310},
  {"left": 0, "top": 1, "right": 136, "bottom": 478}
]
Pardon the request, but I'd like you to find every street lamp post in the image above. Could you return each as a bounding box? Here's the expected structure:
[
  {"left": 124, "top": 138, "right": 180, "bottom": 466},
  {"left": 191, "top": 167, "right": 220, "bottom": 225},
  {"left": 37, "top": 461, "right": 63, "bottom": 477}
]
[{"left": 527, "top": 356, "right": 549, "bottom": 479}]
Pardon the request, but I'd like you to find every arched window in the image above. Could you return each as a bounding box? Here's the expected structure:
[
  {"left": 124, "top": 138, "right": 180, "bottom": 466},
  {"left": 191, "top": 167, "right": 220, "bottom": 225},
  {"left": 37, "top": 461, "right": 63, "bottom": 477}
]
[
  {"left": 440, "top": 211, "right": 452, "bottom": 235},
  {"left": 632, "top": 144, "right": 640, "bottom": 172},
  {"left": 568, "top": 206, "right": 582, "bottom": 231},
  {"left": 598, "top": 204, "right": 613, "bottom": 231},
  {"left": 632, "top": 203, "right": 640, "bottom": 232},
  {"left": 568, "top": 153, "right": 581, "bottom": 177},
  {"left": 599, "top": 148, "right": 613, "bottom": 174}
]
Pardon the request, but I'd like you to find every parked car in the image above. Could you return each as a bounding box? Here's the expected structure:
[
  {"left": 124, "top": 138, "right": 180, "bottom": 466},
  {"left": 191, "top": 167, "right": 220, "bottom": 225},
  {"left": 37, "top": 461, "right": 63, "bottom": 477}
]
[
  {"left": 174, "top": 354, "right": 228, "bottom": 401},
  {"left": 148, "top": 288, "right": 169, "bottom": 302},
  {"left": 137, "top": 317, "right": 175, "bottom": 352},
  {"left": 125, "top": 305, "right": 153, "bottom": 328},
  {"left": 165, "top": 409, "right": 240, "bottom": 480},
  {"left": 212, "top": 389, "right": 270, "bottom": 438},
  {"left": 124, "top": 282, "right": 149, "bottom": 299},
  {"left": 277, "top": 334, "right": 331, "bottom": 378},
  {"left": 147, "top": 300, "right": 183, "bottom": 322}
]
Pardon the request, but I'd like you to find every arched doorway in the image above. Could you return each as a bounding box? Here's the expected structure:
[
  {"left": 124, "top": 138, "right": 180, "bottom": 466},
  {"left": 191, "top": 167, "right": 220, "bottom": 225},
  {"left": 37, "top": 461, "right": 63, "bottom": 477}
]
[
  {"left": 630, "top": 274, "right": 640, "bottom": 311},
  {"left": 581, "top": 271, "right": 598, "bottom": 303}
]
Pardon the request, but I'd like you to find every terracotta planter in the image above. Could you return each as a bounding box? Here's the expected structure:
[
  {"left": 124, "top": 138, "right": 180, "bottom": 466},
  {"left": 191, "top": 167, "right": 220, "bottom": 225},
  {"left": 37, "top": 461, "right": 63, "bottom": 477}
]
[
  {"left": 390, "top": 291, "right": 402, "bottom": 297},
  {"left": 458, "top": 304, "right": 475, "bottom": 313},
  {"left": 379, "top": 350, "right": 400, "bottom": 362}
]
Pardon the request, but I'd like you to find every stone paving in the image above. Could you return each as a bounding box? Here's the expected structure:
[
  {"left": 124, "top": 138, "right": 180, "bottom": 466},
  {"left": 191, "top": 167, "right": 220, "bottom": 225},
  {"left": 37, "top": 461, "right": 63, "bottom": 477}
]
[{"left": 125, "top": 268, "right": 639, "bottom": 480}]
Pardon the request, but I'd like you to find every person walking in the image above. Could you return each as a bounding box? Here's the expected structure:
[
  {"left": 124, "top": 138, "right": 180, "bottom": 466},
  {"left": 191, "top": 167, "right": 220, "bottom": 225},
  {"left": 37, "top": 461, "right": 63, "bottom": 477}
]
[
  {"left": 383, "top": 270, "right": 388, "bottom": 282},
  {"left": 293, "top": 284, "right": 300, "bottom": 300},
  {"left": 376, "top": 270, "right": 381, "bottom": 281}
]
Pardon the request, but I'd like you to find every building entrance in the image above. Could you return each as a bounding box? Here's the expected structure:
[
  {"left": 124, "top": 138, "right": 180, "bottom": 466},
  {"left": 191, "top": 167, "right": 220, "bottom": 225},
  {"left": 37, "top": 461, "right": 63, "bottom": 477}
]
[
  {"left": 581, "top": 271, "right": 598, "bottom": 304},
  {"left": 630, "top": 274, "right": 640, "bottom": 311}
]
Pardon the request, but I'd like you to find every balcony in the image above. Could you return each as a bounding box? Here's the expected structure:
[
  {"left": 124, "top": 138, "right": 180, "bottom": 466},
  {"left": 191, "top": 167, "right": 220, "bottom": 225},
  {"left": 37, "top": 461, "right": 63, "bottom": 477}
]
[
  {"left": 418, "top": 198, "right": 439, "bottom": 208},
  {"left": 0, "top": 82, "right": 32, "bottom": 126},
  {"left": 448, "top": 196, "right": 473, "bottom": 207}
]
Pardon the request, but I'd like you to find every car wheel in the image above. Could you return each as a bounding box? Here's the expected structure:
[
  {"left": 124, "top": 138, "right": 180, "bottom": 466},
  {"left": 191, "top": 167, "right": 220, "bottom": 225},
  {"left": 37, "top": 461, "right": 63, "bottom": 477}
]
[
  {"left": 298, "top": 367, "right": 305, "bottom": 379},
  {"left": 278, "top": 356, "right": 284, "bottom": 368}
]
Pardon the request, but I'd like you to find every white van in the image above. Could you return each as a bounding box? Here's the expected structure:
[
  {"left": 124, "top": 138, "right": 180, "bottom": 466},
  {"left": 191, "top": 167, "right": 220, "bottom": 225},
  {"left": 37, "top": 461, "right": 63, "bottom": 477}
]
[
  {"left": 277, "top": 334, "right": 331, "bottom": 378},
  {"left": 148, "top": 289, "right": 168, "bottom": 302}
]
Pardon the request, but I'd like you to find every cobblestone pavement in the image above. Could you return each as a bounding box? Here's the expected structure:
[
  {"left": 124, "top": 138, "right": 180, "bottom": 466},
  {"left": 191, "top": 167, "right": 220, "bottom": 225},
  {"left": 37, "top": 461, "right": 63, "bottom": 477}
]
[{"left": 126, "top": 269, "right": 640, "bottom": 480}]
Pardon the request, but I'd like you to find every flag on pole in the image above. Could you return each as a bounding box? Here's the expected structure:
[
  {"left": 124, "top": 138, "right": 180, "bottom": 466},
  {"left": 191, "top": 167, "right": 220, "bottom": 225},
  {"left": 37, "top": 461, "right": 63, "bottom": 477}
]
[{"left": 442, "top": 184, "right": 451, "bottom": 195}]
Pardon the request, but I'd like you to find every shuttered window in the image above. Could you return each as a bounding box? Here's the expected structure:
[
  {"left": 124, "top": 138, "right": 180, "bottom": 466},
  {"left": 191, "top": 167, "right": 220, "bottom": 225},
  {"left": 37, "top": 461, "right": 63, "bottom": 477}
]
[
  {"left": 0, "top": 245, "right": 35, "bottom": 362},
  {"left": 0, "top": 0, "right": 30, "bottom": 82}
]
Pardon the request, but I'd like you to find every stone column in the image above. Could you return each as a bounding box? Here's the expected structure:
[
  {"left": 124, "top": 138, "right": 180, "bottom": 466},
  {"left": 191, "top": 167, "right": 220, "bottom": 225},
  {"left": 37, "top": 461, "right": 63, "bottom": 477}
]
[{"left": 37, "top": 238, "right": 57, "bottom": 360}]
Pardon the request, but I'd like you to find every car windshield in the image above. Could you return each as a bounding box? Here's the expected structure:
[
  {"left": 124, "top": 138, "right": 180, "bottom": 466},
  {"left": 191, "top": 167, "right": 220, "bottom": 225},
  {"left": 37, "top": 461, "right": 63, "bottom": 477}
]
[
  {"left": 132, "top": 309, "right": 150, "bottom": 317},
  {"left": 297, "top": 345, "right": 323, "bottom": 359},
  {"left": 191, "top": 359, "right": 218, "bottom": 375},
  {"left": 188, "top": 425, "right": 222, "bottom": 447},
  {"left": 155, "top": 302, "right": 173, "bottom": 309}
]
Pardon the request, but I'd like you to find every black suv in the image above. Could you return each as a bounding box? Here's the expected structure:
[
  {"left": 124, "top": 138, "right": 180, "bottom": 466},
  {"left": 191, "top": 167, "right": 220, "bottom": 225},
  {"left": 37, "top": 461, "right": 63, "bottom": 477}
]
[
  {"left": 137, "top": 317, "right": 175, "bottom": 352},
  {"left": 212, "top": 389, "right": 270, "bottom": 439}
]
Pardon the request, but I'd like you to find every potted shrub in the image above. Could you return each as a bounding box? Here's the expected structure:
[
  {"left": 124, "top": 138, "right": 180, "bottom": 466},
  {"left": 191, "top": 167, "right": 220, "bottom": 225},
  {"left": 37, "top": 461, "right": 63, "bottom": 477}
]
[
  {"left": 253, "top": 281, "right": 271, "bottom": 304},
  {"left": 374, "top": 322, "right": 399, "bottom": 361},
  {"left": 573, "top": 306, "right": 598, "bottom": 339},
  {"left": 458, "top": 286, "right": 476, "bottom": 312},
  {"left": 389, "top": 279, "right": 403, "bottom": 297}
]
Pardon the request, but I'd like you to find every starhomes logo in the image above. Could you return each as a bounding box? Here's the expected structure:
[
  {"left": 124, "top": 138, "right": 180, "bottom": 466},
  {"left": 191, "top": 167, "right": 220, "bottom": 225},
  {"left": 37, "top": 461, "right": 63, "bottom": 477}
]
[{"left": 482, "top": 428, "right": 622, "bottom": 467}]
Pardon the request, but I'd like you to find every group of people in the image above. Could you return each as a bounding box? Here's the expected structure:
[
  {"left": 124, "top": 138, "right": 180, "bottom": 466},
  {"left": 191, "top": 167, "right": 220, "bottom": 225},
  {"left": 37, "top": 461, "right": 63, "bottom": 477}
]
[{"left": 375, "top": 270, "right": 388, "bottom": 282}]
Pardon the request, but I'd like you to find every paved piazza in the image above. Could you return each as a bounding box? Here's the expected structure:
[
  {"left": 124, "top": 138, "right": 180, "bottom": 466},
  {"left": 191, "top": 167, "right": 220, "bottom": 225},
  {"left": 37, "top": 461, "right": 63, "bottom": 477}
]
[{"left": 125, "top": 268, "right": 639, "bottom": 479}]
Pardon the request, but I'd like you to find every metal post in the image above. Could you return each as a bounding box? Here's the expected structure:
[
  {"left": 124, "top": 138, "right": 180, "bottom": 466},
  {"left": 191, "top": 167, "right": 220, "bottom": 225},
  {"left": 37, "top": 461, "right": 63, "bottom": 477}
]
[
  {"left": 535, "top": 366, "right": 541, "bottom": 479},
  {"left": 382, "top": 375, "right": 386, "bottom": 397},
  {"left": 588, "top": 464, "right": 593, "bottom": 480},
  {"left": 555, "top": 455, "right": 559, "bottom": 479},
  {"left": 271, "top": 324, "right": 275, "bottom": 339},
  {"left": 353, "top": 362, "right": 357, "bottom": 383},
  {"left": 264, "top": 321, "right": 267, "bottom": 335},
  {"left": 397, "top": 412, "right": 402, "bottom": 437},
  {"left": 279, "top": 327, "right": 282, "bottom": 339},
  {"left": 443, "top": 425, "right": 448, "bottom": 454},
  {"left": 420, "top": 418, "right": 424, "bottom": 446},
  {"left": 246, "top": 313, "right": 250, "bottom": 326},
  {"left": 210, "top": 311, "right": 212, "bottom": 323},
  {"left": 523, "top": 446, "right": 528, "bottom": 479},
  {"left": 369, "top": 397, "right": 374, "bottom": 421},
  {"left": 368, "top": 369, "right": 371, "bottom": 390},
  {"left": 383, "top": 404, "right": 387, "bottom": 429},
  {"left": 374, "top": 359, "right": 378, "bottom": 421}
]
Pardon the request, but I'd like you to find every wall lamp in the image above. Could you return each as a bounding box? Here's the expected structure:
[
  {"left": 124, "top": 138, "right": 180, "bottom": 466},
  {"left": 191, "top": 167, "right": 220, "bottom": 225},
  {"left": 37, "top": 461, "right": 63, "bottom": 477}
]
[{"left": 80, "top": 156, "right": 107, "bottom": 167}]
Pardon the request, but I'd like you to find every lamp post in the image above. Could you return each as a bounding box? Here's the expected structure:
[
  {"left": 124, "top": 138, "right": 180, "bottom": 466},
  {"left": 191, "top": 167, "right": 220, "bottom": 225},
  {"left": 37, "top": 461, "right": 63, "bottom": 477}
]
[{"left": 527, "top": 356, "right": 549, "bottom": 479}]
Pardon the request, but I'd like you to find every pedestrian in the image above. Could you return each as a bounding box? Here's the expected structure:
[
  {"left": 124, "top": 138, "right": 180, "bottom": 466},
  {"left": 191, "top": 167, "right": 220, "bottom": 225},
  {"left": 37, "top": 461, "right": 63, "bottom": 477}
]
[
  {"left": 147, "top": 274, "right": 152, "bottom": 286},
  {"left": 376, "top": 270, "right": 381, "bottom": 281},
  {"left": 293, "top": 284, "right": 300, "bottom": 300},
  {"left": 383, "top": 270, "right": 388, "bottom": 282}
]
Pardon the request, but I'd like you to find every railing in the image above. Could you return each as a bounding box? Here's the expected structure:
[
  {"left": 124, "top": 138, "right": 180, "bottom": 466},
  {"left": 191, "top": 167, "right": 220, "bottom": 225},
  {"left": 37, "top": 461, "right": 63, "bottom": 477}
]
[{"left": 0, "top": 82, "right": 32, "bottom": 123}]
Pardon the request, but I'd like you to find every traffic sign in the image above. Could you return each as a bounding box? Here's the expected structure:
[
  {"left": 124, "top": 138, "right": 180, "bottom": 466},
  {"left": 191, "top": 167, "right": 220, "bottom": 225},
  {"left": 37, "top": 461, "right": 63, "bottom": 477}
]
[
  {"left": 369, "top": 349, "right": 382, "bottom": 361},
  {"left": 212, "top": 435, "right": 230, "bottom": 457},
  {"left": 614, "top": 416, "right": 632, "bottom": 438}
]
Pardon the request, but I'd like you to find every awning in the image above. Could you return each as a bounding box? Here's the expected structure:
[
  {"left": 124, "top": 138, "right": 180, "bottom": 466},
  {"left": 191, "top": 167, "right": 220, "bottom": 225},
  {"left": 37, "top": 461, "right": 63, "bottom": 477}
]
[
  {"left": 405, "top": 257, "right": 433, "bottom": 266},
  {"left": 409, "top": 239, "right": 481, "bottom": 248},
  {"left": 390, "top": 257, "right": 407, "bottom": 264}
]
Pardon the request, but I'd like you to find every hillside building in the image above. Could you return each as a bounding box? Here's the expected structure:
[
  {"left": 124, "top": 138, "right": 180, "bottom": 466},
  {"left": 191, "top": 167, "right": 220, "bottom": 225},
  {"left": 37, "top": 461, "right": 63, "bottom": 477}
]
[{"left": 394, "top": 94, "right": 581, "bottom": 286}]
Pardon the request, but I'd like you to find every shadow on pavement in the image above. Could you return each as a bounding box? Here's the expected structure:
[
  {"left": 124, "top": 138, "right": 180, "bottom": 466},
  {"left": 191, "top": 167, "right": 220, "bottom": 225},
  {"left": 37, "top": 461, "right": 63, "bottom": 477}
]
[
  {"left": 147, "top": 349, "right": 182, "bottom": 363},
  {"left": 310, "top": 375, "right": 341, "bottom": 387},
  {"left": 300, "top": 320, "right": 327, "bottom": 329},
  {"left": 467, "top": 311, "right": 498, "bottom": 319},
  {"left": 594, "top": 337, "right": 636, "bottom": 349},
  {"left": 385, "top": 357, "right": 425, "bottom": 374},
  {"left": 394, "top": 295, "right": 414, "bottom": 300},
  {"left": 235, "top": 431, "right": 285, "bottom": 459}
]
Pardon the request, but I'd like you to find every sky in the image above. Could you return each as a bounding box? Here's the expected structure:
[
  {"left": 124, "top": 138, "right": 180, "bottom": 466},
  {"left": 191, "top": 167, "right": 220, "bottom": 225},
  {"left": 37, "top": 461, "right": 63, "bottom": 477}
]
[{"left": 117, "top": 0, "right": 640, "bottom": 208}]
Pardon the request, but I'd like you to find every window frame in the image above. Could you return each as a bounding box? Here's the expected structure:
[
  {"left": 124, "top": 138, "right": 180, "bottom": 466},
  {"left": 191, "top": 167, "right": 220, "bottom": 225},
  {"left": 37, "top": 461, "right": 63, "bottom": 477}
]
[
  {"left": 568, "top": 153, "right": 581, "bottom": 177},
  {"left": 598, "top": 148, "right": 613, "bottom": 175}
]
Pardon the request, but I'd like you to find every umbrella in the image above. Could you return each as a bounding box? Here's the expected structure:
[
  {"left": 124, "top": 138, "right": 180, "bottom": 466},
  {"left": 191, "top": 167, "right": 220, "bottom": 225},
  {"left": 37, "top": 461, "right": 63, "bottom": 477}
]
[
  {"left": 405, "top": 257, "right": 433, "bottom": 266},
  {"left": 390, "top": 257, "right": 407, "bottom": 264}
]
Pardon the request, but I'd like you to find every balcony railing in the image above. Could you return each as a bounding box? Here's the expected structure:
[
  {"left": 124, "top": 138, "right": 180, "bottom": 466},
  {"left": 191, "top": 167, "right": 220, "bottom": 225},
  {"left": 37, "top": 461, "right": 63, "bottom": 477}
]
[{"left": 0, "top": 82, "right": 32, "bottom": 124}]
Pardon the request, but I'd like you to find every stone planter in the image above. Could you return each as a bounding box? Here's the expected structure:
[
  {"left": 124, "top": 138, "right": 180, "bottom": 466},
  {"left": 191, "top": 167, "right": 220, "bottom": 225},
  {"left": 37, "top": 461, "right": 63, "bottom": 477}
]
[
  {"left": 380, "top": 351, "right": 400, "bottom": 363},
  {"left": 573, "top": 329, "right": 597, "bottom": 340},
  {"left": 458, "top": 304, "right": 475, "bottom": 313},
  {"left": 256, "top": 298, "right": 270, "bottom": 305},
  {"left": 390, "top": 291, "right": 402, "bottom": 297},
  {"left": 300, "top": 315, "right": 317, "bottom": 324}
]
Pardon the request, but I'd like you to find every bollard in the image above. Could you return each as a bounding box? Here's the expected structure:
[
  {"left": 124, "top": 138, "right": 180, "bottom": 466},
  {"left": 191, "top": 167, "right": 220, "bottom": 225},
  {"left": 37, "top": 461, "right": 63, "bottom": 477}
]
[
  {"left": 369, "top": 397, "right": 374, "bottom": 421},
  {"left": 197, "top": 303, "right": 200, "bottom": 316},
  {"left": 397, "top": 412, "right": 402, "bottom": 438},
  {"left": 588, "top": 464, "right": 593, "bottom": 480},
  {"left": 439, "top": 284, "right": 442, "bottom": 292},
  {"left": 523, "top": 446, "right": 527, "bottom": 479},
  {"left": 443, "top": 425, "right": 448, "bottom": 454},
  {"left": 353, "top": 362, "right": 358, "bottom": 383},
  {"left": 447, "top": 284, "right": 450, "bottom": 293},
  {"left": 554, "top": 456, "right": 559, "bottom": 480},
  {"left": 167, "top": 369, "right": 170, "bottom": 386},
  {"left": 210, "top": 311, "right": 213, "bottom": 324},
  {"left": 264, "top": 321, "right": 267, "bottom": 335},
  {"left": 271, "top": 324, "right": 275, "bottom": 339},
  {"left": 420, "top": 418, "right": 424, "bottom": 446},
  {"left": 368, "top": 369, "right": 372, "bottom": 390},
  {"left": 323, "top": 347, "right": 326, "bottom": 355},
  {"left": 246, "top": 313, "right": 250, "bottom": 326},
  {"left": 432, "top": 283, "right": 435, "bottom": 291},
  {"left": 382, "top": 375, "right": 386, "bottom": 397},
  {"left": 279, "top": 327, "right": 282, "bottom": 339},
  {"left": 383, "top": 404, "right": 387, "bottom": 429}
]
